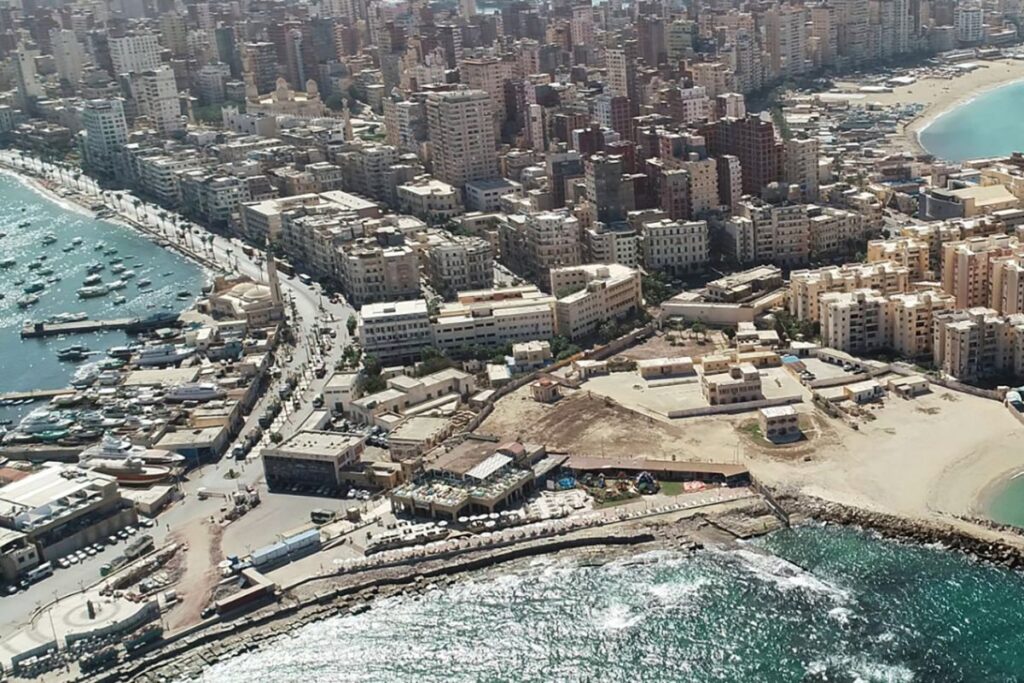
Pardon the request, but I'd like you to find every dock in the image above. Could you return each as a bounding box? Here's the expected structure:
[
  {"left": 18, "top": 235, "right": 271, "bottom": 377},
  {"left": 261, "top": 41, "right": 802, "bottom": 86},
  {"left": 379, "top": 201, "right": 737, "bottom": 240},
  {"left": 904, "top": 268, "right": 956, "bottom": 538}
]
[
  {"left": 20, "top": 313, "right": 180, "bottom": 338},
  {"left": 0, "top": 388, "right": 74, "bottom": 402}
]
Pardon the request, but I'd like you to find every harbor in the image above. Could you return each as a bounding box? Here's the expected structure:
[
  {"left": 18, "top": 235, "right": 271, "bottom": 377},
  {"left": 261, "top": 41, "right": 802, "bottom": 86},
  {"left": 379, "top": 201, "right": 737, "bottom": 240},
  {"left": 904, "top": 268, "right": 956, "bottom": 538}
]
[{"left": 20, "top": 312, "right": 181, "bottom": 338}]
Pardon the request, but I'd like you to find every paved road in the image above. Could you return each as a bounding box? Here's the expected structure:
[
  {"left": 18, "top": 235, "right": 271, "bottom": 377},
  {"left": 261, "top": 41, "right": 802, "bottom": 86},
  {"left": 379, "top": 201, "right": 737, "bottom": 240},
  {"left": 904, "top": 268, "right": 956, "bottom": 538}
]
[{"left": 0, "top": 152, "right": 359, "bottom": 624}]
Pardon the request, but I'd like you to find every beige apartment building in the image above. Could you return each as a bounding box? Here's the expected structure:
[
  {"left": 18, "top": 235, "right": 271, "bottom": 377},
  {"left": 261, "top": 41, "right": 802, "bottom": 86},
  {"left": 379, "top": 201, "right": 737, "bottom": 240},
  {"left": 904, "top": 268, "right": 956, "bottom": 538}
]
[
  {"left": 932, "top": 308, "right": 1024, "bottom": 381},
  {"left": 866, "top": 236, "right": 931, "bottom": 281},
  {"left": 728, "top": 199, "right": 810, "bottom": 267},
  {"left": 425, "top": 89, "right": 498, "bottom": 188},
  {"left": 819, "top": 289, "right": 890, "bottom": 355},
  {"left": 338, "top": 230, "right": 421, "bottom": 306},
  {"left": 397, "top": 177, "right": 464, "bottom": 223},
  {"left": 789, "top": 261, "right": 911, "bottom": 322},
  {"left": 550, "top": 263, "right": 643, "bottom": 338},
  {"left": 808, "top": 206, "right": 865, "bottom": 260},
  {"left": 887, "top": 290, "right": 956, "bottom": 359},
  {"left": 425, "top": 233, "right": 494, "bottom": 297},
  {"left": 640, "top": 218, "right": 710, "bottom": 274},
  {"left": 499, "top": 210, "right": 583, "bottom": 283},
  {"left": 941, "top": 235, "right": 1017, "bottom": 309}
]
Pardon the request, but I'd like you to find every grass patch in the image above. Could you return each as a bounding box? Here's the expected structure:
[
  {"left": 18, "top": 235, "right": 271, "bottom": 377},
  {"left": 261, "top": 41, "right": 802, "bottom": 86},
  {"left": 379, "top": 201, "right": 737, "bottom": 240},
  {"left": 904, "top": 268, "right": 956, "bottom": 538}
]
[{"left": 659, "top": 481, "right": 688, "bottom": 497}]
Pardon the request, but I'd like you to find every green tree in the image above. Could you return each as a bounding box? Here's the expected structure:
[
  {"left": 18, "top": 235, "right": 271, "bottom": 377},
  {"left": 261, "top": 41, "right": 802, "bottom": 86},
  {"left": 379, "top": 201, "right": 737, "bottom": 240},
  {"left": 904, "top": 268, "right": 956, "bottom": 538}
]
[
  {"left": 346, "top": 314, "right": 357, "bottom": 336},
  {"left": 690, "top": 321, "right": 707, "bottom": 340}
]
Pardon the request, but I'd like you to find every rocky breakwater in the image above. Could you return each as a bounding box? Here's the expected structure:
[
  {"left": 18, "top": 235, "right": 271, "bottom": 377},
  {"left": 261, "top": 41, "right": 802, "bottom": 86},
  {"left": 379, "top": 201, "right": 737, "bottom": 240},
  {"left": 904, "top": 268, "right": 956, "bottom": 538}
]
[{"left": 788, "top": 495, "right": 1024, "bottom": 570}]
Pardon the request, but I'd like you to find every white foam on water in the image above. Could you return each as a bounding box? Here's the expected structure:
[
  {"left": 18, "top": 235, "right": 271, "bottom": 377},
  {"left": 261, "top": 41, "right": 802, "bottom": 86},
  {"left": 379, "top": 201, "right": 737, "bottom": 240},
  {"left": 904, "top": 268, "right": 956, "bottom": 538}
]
[
  {"left": 597, "top": 603, "right": 644, "bottom": 631},
  {"left": 647, "top": 576, "right": 710, "bottom": 606},
  {"left": 720, "top": 548, "right": 853, "bottom": 603},
  {"left": 828, "top": 606, "right": 853, "bottom": 625}
]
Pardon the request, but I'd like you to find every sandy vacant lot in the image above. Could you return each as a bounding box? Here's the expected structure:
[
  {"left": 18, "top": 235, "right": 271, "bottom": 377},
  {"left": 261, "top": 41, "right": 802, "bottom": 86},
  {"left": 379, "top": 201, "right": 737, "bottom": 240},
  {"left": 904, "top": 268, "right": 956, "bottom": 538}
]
[{"left": 480, "top": 378, "right": 1024, "bottom": 522}]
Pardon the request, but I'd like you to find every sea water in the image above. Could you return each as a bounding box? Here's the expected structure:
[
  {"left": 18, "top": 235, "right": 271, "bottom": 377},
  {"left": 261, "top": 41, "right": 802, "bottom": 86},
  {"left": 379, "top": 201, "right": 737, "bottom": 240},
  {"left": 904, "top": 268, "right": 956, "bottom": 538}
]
[
  {"left": 0, "top": 173, "right": 204, "bottom": 420},
  {"left": 919, "top": 80, "right": 1024, "bottom": 162},
  {"left": 194, "top": 525, "right": 1024, "bottom": 682}
]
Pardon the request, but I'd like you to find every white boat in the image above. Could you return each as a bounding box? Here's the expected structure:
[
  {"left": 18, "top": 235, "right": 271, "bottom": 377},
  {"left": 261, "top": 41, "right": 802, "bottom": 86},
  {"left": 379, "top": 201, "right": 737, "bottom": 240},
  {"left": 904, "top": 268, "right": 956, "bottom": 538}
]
[
  {"left": 17, "top": 408, "right": 74, "bottom": 434},
  {"left": 16, "top": 294, "right": 39, "bottom": 308},
  {"left": 113, "top": 295, "right": 127, "bottom": 305},
  {"left": 111, "top": 263, "right": 126, "bottom": 274},
  {"left": 80, "top": 432, "right": 185, "bottom": 467},
  {"left": 133, "top": 344, "right": 194, "bottom": 367},
  {"left": 137, "top": 278, "right": 152, "bottom": 288},
  {"left": 164, "top": 382, "right": 226, "bottom": 403},
  {"left": 108, "top": 279, "right": 127, "bottom": 290},
  {"left": 77, "top": 284, "right": 109, "bottom": 298},
  {"left": 83, "top": 274, "right": 103, "bottom": 286},
  {"left": 71, "top": 237, "right": 83, "bottom": 246},
  {"left": 42, "top": 234, "right": 57, "bottom": 245},
  {"left": 122, "top": 270, "right": 136, "bottom": 279},
  {"left": 0, "top": 258, "right": 15, "bottom": 268}
]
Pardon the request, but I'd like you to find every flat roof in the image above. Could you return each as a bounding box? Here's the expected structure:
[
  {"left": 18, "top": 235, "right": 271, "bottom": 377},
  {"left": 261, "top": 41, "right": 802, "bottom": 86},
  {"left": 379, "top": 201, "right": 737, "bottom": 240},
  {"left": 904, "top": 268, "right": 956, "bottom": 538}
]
[
  {"left": 123, "top": 367, "right": 200, "bottom": 386},
  {"left": 325, "top": 372, "right": 359, "bottom": 390},
  {"left": 759, "top": 405, "right": 797, "bottom": 418},
  {"left": 0, "top": 464, "right": 114, "bottom": 514},
  {"left": 465, "top": 453, "right": 512, "bottom": 481},
  {"left": 390, "top": 416, "right": 450, "bottom": 442},
  {"left": 565, "top": 455, "right": 748, "bottom": 478},
  {"left": 263, "top": 430, "right": 364, "bottom": 460},
  {"left": 636, "top": 356, "right": 694, "bottom": 368}
]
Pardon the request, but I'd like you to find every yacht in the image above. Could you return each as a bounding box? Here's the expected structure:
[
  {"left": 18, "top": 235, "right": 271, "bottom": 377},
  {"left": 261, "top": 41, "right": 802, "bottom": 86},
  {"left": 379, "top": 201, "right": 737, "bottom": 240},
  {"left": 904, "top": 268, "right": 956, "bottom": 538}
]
[
  {"left": 38, "top": 267, "right": 54, "bottom": 276},
  {"left": 111, "top": 263, "right": 126, "bottom": 274},
  {"left": 112, "top": 295, "right": 127, "bottom": 305},
  {"left": 23, "top": 280, "right": 45, "bottom": 294},
  {"left": 107, "top": 279, "right": 127, "bottom": 291},
  {"left": 16, "top": 294, "right": 39, "bottom": 308},
  {"left": 51, "top": 312, "right": 88, "bottom": 323},
  {"left": 80, "top": 432, "right": 184, "bottom": 466},
  {"left": 107, "top": 345, "right": 137, "bottom": 360},
  {"left": 17, "top": 409, "right": 73, "bottom": 434},
  {"left": 133, "top": 344, "right": 194, "bottom": 367},
  {"left": 164, "top": 382, "right": 226, "bottom": 403},
  {"left": 122, "top": 270, "right": 136, "bottom": 279},
  {"left": 94, "top": 242, "right": 105, "bottom": 251},
  {"left": 103, "top": 248, "right": 118, "bottom": 256},
  {"left": 71, "top": 237, "right": 83, "bottom": 246},
  {"left": 41, "top": 234, "right": 57, "bottom": 245},
  {"left": 26, "top": 261, "right": 42, "bottom": 270},
  {"left": 137, "top": 278, "right": 152, "bottom": 288},
  {"left": 17, "top": 220, "right": 30, "bottom": 228},
  {"left": 83, "top": 274, "right": 103, "bottom": 286},
  {"left": 0, "top": 258, "right": 15, "bottom": 268},
  {"left": 86, "top": 262, "right": 104, "bottom": 274},
  {"left": 56, "top": 345, "right": 90, "bottom": 361},
  {"left": 77, "top": 284, "right": 109, "bottom": 298}
]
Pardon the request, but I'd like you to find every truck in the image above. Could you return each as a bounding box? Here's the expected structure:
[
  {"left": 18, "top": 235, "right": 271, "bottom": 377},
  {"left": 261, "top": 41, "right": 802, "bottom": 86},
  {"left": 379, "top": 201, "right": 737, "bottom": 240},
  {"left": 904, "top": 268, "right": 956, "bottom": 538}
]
[{"left": 124, "top": 534, "right": 154, "bottom": 560}]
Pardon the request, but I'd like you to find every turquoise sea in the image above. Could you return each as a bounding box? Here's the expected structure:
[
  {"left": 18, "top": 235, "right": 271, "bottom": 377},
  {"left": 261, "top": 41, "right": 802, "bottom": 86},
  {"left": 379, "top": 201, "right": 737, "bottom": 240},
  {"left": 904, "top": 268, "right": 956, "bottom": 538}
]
[
  {"left": 919, "top": 80, "right": 1024, "bottom": 161},
  {"left": 196, "top": 525, "right": 1024, "bottom": 682},
  {"left": 0, "top": 173, "right": 204, "bottom": 421}
]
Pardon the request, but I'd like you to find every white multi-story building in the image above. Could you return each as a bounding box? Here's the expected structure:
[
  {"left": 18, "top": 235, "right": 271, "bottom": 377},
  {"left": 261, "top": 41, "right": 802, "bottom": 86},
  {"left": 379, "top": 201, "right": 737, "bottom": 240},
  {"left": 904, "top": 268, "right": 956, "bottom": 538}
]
[
  {"left": 109, "top": 33, "right": 162, "bottom": 75},
  {"left": 338, "top": 230, "right": 421, "bottom": 306},
  {"left": 80, "top": 98, "right": 128, "bottom": 176},
  {"left": 50, "top": 28, "right": 86, "bottom": 85},
  {"left": 397, "top": 178, "right": 464, "bottom": 223},
  {"left": 426, "top": 89, "right": 498, "bottom": 188},
  {"left": 426, "top": 234, "right": 494, "bottom": 296},
  {"left": 785, "top": 137, "right": 820, "bottom": 201},
  {"left": 550, "top": 263, "right": 643, "bottom": 338},
  {"left": 954, "top": 4, "right": 984, "bottom": 44},
  {"left": 136, "top": 67, "right": 182, "bottom": 136},
  {"left": 358, "top": 299, "right": 434, "bottom": 362},
  {"left": 432, "top": 286, "right": 556, "bottom": 351},
  {"left": 640, "top": 219, "right": 709, "bottom": 274}
]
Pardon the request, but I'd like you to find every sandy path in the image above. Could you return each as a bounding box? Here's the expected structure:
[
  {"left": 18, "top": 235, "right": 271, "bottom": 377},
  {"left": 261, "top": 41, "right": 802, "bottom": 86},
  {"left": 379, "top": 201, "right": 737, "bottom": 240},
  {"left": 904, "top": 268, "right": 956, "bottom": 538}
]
[{"left": 167, "top": 517, "right": 223, "bottom": 630}]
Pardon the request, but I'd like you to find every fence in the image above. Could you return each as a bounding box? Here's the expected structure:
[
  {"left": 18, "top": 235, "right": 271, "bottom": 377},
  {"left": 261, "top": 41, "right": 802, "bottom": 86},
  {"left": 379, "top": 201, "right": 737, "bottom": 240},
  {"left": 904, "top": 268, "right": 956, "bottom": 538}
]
[{"left": 664, "top": 394, "right": 804, "bottom": 419}]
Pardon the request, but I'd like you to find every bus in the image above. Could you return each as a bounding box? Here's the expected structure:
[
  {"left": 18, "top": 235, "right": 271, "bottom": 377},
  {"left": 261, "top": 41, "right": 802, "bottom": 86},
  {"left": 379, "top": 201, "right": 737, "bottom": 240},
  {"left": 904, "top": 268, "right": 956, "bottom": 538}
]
[
  {"left": 25, "top": 562, "right": 53, "bottom": 584},
  {"left": 310, "top": 509, "right": 336, "bottom": 525}
]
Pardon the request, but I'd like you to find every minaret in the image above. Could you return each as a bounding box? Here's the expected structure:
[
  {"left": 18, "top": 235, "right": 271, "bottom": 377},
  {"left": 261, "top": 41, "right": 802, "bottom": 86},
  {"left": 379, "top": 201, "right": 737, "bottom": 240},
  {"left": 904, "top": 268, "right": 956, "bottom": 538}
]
[
  {"left": 266, "top": 242, "right": 283, "bottom": 308},
  {"left": 342, "top": 102, "right": 354, "bottom": 141}
]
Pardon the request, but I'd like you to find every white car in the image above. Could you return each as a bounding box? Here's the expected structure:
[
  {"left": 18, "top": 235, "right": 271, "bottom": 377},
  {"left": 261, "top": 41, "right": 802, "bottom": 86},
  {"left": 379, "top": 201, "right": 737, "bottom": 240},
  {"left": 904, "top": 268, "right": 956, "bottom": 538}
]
[
  {"left": 85, "top": 547, "right": 97, "bottom": 557},
  {"left": 67, "top": 555, "right": 79, "bottom": 565},
  {"left": 75, "top": 551, "right": 87, "bottom": 561}
]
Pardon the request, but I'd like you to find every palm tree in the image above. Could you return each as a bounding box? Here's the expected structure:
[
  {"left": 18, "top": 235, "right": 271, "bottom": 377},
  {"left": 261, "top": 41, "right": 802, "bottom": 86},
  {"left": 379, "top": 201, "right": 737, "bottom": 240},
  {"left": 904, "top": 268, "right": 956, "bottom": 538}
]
[{"left": 132, "top": 198, "right": 143, "bottom": 222}]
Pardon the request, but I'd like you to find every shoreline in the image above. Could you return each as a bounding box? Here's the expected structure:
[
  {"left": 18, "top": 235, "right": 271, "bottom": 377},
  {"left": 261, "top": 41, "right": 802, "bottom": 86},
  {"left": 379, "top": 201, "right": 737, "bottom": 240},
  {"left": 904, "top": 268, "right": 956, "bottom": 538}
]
[
  {"left": 76, "top": 494, "right": 1024, "bottom": 683},
  {"left": 975, "top": 466, "right": 1024, "bottom": 522},
  {"left": 835, "top": 59, "right": 1024, "bottom": 157},
  {"left": 0, "top": 156, "right": 220, "bottom": 279}
]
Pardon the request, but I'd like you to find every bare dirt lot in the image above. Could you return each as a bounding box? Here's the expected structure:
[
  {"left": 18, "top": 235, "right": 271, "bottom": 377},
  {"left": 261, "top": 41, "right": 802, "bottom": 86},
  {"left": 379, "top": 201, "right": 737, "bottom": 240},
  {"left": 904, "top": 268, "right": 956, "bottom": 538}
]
[
  {"left": 480, "top": 376, "right": 1024, "bottom": 522},
  {"left": 617, "top": 329, "right": 727, "bottom": 361}
]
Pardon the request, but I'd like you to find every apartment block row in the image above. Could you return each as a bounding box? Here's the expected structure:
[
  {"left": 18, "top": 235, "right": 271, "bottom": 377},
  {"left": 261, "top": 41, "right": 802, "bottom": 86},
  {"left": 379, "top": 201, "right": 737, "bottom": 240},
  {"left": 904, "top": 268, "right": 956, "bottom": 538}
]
[
  {"left": 819, "top": 288, "right": 956, "bottom": 358},
  {"left": 358, "top": 264, "right": 643, "bottom": 361},
  {"left": 933, "top": 308, "right": 1024, "bottom": 382}
]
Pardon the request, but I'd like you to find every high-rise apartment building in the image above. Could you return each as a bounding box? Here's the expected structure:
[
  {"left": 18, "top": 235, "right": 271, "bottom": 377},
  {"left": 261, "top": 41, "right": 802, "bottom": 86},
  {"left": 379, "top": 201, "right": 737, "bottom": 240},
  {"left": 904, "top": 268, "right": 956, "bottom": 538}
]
[
  {"left": 109, "top": 33, "right": 161, "bottom": 75},
  {"left": 426, "top": 89, "right": 498, "bottom": 189},
  {"left": 81, "top": 98, "right": 128, "bottom": 176}
]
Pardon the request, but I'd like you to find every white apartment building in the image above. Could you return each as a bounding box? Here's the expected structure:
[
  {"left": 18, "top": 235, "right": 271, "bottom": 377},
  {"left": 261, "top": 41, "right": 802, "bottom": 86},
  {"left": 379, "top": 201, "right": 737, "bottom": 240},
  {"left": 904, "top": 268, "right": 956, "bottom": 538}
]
[
  {"left": 426, "top": 89, "right": 498, "bottom": 188},
  {"left": 136, "top": 67, "right": 182, "bottom": 136},
  {"left": 785, "top": 137, "right": 819, "bottom": 201},
  {"left": 640, "top": 219, "right": 709, "bottom": 274},
  {"left": 109, "top": 33, "right": 162, "bottom": 75},
  {"left": 432, "top": 286, "right": 557, "bottom": 352},
  {"left": 585, "top": 224, "right": 639, "bottom": 268},
  {"left": 728, "top": 199, "right": 810, "bottom": 267},
  {"left": 50, "top": 28, "right": 86, "bottom": 85},
  {"left": 499, "top": 210, "right": 583, "bottom": 282},
  {"left": 358, "top": 300, "right": 434, "bottom": 362},
  {"left": 80, "top": 98, "right": 128, "bottom": 176},
  {"left": 954, "top": 4, "right": 984, "bottom": 44},
  {"left": 550, "top": 263, "right": 643, "bottom": 338}
]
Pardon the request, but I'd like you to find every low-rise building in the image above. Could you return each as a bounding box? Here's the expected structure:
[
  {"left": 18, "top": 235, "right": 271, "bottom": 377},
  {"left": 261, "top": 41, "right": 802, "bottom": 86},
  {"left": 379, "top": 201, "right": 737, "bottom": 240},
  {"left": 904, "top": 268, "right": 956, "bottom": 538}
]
[
  {"left": 699, "top": 363, "right": 763, "bottom": 405},
  {"left": 758, "top": 405, "right": 801, "bottom": 442},
  {"left": 551, "top": 263, "right": 643, "bottom": 339},
  {"left": 358, "top": 299, "right": 433, "bottom": 363},
  {"left": 637, "top": 356, "right": 695, "bottom": 379},
  {"left": 261, "top": 430, "right": 366, "bottom": 490},
  {"left": 397, "top": 177, "right": 464, "bottom": 223}
]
